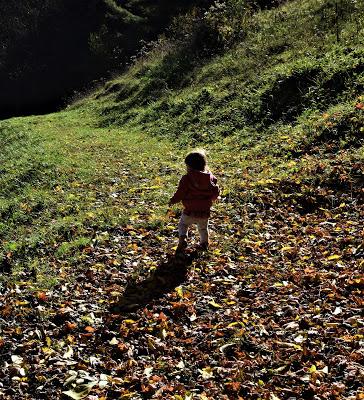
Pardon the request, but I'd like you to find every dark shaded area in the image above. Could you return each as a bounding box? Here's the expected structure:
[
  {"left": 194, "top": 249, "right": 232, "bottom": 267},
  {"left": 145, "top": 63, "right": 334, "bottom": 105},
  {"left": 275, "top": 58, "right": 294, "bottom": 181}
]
[
  {"left": 0, "top": 256, "right": 12, "bottom": 274},
  {"left": 321, "top": 61, "right": 364, "bottom": 103},
  {"left": 111, "top": 251, "right": 199, "bottom": 313},
  {"left": 260, "top": 59, "right": 364, "bottom": 125},
  {"left": 262, "top": 69, "right": 320, "bottom": 123},
  {"left": 0, "top": 0, "right": 212, "bottom": 119}
]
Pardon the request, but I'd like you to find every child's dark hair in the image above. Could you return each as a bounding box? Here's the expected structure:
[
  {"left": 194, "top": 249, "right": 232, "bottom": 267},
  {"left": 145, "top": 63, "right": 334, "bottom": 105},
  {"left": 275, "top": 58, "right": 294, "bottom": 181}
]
[{"left": 185, "top": 150, "right": 207, "bottom": 171}]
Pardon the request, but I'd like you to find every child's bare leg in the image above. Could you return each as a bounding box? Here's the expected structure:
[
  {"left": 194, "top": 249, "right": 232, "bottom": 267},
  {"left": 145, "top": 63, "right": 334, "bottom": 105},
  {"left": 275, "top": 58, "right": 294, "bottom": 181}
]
[
  {"left": 197, "top": 218, "right": 209, "bottom": 249},
  {"left": 177, "top": 214, "right": 189, "bottom": 251}
]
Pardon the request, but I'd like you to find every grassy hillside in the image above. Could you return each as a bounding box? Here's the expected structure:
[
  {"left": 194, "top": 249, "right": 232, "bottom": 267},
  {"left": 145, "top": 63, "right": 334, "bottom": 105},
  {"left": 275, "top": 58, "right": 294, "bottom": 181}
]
[
  {"left": 88, "top": 0, "right": 364, "bottom": 138},
  {"left": 78, "top": 0, "right": 364, "bottom": 201},
  {"left": 0, "top": 0, "right": 363, "bottom": 399}
]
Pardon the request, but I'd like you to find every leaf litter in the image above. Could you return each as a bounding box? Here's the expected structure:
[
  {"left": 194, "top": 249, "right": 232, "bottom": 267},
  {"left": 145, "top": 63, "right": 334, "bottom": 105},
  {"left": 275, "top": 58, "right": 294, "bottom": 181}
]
[{"left": 0, "top": 136, "right": 363, "bottom": 399}]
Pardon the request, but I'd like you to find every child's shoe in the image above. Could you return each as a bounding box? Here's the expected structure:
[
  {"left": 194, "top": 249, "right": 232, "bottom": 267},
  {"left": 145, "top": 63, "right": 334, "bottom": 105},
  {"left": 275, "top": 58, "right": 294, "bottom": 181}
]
[
  {"left": 197, "top": 242, "right": 209, "bottom": 251},
  {"left": 175, "top": 238, "right": 187, "bottom": 254}
]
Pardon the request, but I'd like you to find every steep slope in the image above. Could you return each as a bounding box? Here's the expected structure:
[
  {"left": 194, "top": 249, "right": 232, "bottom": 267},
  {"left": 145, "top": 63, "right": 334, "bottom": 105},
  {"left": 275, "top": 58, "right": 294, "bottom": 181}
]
[
  {"left": 77, "top": 0, "right": 364, "bottom": 206},
  {"left": 88, "top": 0, "right": 364, "bottom": 141}
]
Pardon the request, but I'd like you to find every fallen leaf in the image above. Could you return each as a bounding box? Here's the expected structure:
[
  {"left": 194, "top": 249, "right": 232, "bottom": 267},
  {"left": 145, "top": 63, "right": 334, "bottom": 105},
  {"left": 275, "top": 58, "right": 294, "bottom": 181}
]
[{"left": 63, "top": 382, "right": 97, "bottom": 399}]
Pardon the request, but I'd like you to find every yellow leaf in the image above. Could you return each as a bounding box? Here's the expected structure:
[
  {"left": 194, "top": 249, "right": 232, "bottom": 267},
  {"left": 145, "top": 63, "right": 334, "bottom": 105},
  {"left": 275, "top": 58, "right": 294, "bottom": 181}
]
[
  {"left": 42, "top": 347, "right": 53, "bottom": 354},
  {"left": 209, "top": 301, "right": 223, "bottom": 309},
  {"left": 199, "top": 367, "right": 214, "bottom": 379},
  {"left": 327, "top": 254, "right": 341, "bottom": 260},
  {"left": 309, "top": 365, "right": 317, "bottom": 373},
  {"left": 15, "top": 301, "right": 29, "bottom": 306},
  {"left": 227, "top": 321, "right": 245, "bottom": 328},
  {"left": 123, "top": 319, "right": 136, "bottom": 324},
  {"left": 281, "top": 246, "right": 294, "bottom": 251},
  {"left": 138, "top": 185, "right": 162, "bottom": 191},
  {"left": 120, "top": 393, "right": 137, "bottom": 399},
  {"left": 63, "top": 382, "right": 97, "bottom": 399}
]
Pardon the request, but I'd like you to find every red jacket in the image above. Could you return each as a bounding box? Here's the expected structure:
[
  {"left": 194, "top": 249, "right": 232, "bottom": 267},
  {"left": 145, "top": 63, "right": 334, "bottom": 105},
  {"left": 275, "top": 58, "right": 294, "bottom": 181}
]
[{"left": 170, "top": 169, "right": 219, "bottom": 217}]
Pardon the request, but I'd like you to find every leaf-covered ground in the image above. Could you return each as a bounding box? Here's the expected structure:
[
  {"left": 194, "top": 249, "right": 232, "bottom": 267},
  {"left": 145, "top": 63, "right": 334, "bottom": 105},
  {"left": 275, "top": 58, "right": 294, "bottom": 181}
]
[{"left": 0, "top": 111, "right": 363, "bottom": 399}]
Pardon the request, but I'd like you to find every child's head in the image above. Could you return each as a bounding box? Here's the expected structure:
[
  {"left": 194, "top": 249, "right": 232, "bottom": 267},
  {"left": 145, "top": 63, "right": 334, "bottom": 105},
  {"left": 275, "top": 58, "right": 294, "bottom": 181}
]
[{"left": 185, "top": 149, "right": 207, "bottom": 171}]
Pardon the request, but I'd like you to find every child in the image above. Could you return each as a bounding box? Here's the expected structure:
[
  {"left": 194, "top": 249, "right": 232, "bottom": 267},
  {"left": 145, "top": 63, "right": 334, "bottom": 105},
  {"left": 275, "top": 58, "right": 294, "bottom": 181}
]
[{"left": 168, "top": 150, "right": 220, "bottom": 252}]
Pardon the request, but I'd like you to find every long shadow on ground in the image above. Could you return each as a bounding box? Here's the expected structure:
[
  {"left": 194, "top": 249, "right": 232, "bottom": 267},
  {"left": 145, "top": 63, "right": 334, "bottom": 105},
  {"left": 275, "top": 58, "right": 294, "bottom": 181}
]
[{"left": 111, "top": 251, "right": 198, "bottom": 313}]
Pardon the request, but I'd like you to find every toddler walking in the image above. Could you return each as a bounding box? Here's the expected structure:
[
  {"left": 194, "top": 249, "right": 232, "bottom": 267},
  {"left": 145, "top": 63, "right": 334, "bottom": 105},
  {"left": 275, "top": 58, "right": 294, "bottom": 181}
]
[{"left": 168, "top": 150, "right": 220, "bottom": 252}]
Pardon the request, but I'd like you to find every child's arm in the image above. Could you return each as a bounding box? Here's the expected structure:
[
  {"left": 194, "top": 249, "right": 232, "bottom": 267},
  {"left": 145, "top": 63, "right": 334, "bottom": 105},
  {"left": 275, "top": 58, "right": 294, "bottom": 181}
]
[
  {"left": 210, "top": 174, "right": 220, "bottom": 201},
  {"left": 169, "top": 176, "right": 188, "bottom": 206}
]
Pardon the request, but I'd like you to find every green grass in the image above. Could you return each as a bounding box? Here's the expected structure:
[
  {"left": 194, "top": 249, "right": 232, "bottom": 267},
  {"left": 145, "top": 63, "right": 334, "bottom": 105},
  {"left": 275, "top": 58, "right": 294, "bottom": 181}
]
[
  {"left": 1, "top": 0, "right": 363, "bottom": 286},
  {"left": 0, "top": 110, "right": 184, "bottom": 282},
  {"left": 81, "top": 0, "right": 364, "bottom": 145}
]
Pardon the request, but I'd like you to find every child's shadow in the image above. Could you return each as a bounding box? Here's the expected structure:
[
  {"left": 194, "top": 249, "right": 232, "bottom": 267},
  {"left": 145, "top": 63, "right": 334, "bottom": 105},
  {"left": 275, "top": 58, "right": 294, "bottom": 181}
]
[{"left": 111, "top": 251, "right": 198, "bottom": 313}]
